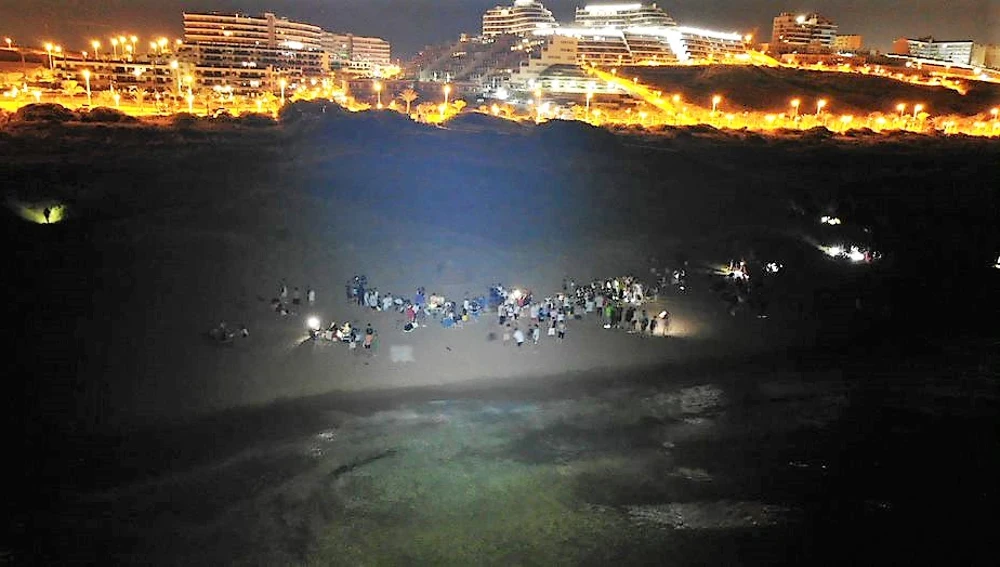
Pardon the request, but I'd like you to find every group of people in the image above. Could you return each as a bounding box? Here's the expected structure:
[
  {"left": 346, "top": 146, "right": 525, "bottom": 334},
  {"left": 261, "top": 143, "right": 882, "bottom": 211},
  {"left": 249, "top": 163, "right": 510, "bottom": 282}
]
[{"left": 270, "top": 280, "right": 316, "bottom": 316}]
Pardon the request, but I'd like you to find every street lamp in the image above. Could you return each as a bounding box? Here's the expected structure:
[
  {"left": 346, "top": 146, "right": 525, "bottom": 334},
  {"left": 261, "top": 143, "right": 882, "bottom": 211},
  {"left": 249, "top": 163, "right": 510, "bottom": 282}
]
[
  {"left": 279, "top": 78, "right": 287, "bottom": 106},
  {"left": 896, "top": 102, "right": 906, "bottom": 117},
  {"left": 91, "top": 40, "right": 101, "bottom": 60},
  {"left": 185, "top": 92, "right": 193, "bottom": 113},
  {"left": 170, "top": 60, "right": 180, "bottom": 94},
  {"left": 534, "top": 87, "right": 542, "bottom": 121},
  {"left": 816, "top": 98, "right": 827, "bottom": 116},
  {"left": 790, "top": 98, "right": 800, "bottom": 118},
  {"left": 374, "top": 81, "right": 382, "bottom": 108},
  {"left": 711, "top": 94, "right": 722, "bottom": 113},
  {"left": 81, "top": 69, "right": 92, "bottom": 106},
  {"left": 45, "top": 43, "right": 54, "bottom": 69},
  {"left": 111, "top": 37, "right": 119, "bottom": 58},
  {"left": 5, "top": 37, "right": 13, "bottom": 50},
  {"left": 992, "top": 107, "right": 999, "bottom": 121},
  {"left": 913, "top": 103, "right": 924, "bottom": 118},
  {"left": 443, "top": 83, "right": 451, "bottom": 106}
]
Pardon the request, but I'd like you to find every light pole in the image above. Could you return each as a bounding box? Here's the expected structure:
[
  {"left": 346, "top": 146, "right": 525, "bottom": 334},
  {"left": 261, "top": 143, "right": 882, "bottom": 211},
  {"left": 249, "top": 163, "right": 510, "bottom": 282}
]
[
  {"left": 443, "top": 83, "right": 451, "bottom": 106},
  {"left": 586, "top": 90, "right": 593, "bottom": 115},
  {"left": 279, "top": 78, "right": 287, "bottom": 106},
  {"left": 534, "top": 87, "right": 542, "bottom": 121},
  {"left": 711, "top": 94, "right": 721, "bottom": 113},
  {"left": 912, "top": 103, "right": 924, "bottom": 119},
  {"left": 4, "top": 37, "right": 12, "bottom": 50},
  {"left": 790, "top": 98, "right": 800, "bottom": 118},
  {"left": 45, "top": 43, "right": 54, "bottom": 70},
  {"left": 170, "top": 60, "right": 180, "bottom": 95},
  {"left": 992, "top": 107, "right": 999, "bottom": 123},
  {"left": 82, "top": 69, "right": 92, "bottom": 106},
  {"left": 816, "top": 98, "right": 827, "bottom": 116},
  {"left": 111, "top": 37, "right": 119, "bottom": 59},
  {"left": 374, "top": 81, "right": 382, "bottom": 108},
  {"left": 186, "top": 92, "right": 193, "bottom": 113},
  {"left": 896, "top": 103, "right": 906, "bottom": 117},
  {"left": 91, "top": 40, "right": 101, "bottom": 60}
]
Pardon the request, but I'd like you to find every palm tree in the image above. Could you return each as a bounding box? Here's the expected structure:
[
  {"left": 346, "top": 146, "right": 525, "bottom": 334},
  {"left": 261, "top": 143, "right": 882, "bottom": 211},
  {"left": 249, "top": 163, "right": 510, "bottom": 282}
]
[{"left": 400, "top": 88, "right": 419, "bottom": 115}]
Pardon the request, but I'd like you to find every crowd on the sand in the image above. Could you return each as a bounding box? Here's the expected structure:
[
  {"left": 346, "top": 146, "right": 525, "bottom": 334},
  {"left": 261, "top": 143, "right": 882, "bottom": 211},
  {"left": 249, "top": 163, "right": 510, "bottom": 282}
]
[{"left": 209, "top": 267, "right": 689, "bottom": 348}]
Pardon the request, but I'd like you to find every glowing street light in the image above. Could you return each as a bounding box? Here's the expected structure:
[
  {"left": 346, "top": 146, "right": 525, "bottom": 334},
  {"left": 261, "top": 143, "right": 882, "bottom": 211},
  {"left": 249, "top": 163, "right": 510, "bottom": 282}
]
[
  {"left": 816, "top": 98, "right": 827, "bottom": 116},
  {"left": 373, "top": 80, "right": 382, "bottom": 108},
  {"left": 91, "top": 40, "right": 101, "bottom": 60},
  {"left": 912, "top": 103, "right": 924, "bottom": 118},
  {"left": 185, "top": 92, "right": 194, "bottom": 113},
  {"left": 3, "top": 37, "right": 11, "bottom": 50},
  {"left": 672, "top": 94, "right": 681, "bottom": 104},
  {"left": 81, "top": 69, "right": 92, "bottom": 106},
  {"left": 44, "top": 43, "right": 54, "bottom": 69},
  {"left": 896, "top": 102, "right": 906, "bottom": 117},
  {"left": 113, "top": 91, "right": 121, "bottom": 108},
  {"left": 711, "top": 94, "right": 722, "bottom": 113},
  {"left": 790, "top": 98, "right": 800, "bottom": 118},
  {"left": 491, "top": 103, "right": 500, "bottom": 116},
  {"left": 585, "top": 89, "right": 593, "bottom": 114},
  {"left": 443, "top": 83, "right": 451, "bottom": 106},
  {"left": 279, "top": 78, "right": 287, "bottom": 106},
  {"left": 110, "top": 37, "right": 119, "bottom": 58},
  {"left": 170, "top": 60, "right": 180, "bottom": 93}
]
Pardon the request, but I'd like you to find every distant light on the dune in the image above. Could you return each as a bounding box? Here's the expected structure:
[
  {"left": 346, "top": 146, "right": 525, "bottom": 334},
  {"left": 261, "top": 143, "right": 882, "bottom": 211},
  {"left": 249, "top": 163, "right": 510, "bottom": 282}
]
[
  {"left": 307, "top": 316, "right": 321, "bottom": 331},
  {"left": 8, "top": 200, "right": 66, "bottom": 224}
]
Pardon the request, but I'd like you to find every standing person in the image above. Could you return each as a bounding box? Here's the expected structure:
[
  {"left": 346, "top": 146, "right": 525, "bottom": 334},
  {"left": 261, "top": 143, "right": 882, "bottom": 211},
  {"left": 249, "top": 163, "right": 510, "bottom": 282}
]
[
  {"left": 641, "top": 310, "right": 650, "bottom": 334},
  {"left": 43, "top": 207, "right": 51, "bottom": 223},
  {"left": 292, "top": 287, "right": 301, "bottom": 306},
  {"left": 649, "top": 316, "right": 658, "bottom": 336},
  {"left": 557, "top": 320, "right": 566, "bottom": 341},
  {"left": 307, "top": 287, "right": 316, "bottom": 304},
  {"left": 625, "top": 306, "right": 635, "bottom": 332},
  {"left": 532, "top": 324, "right": 541, "bottom": 345},
  {"left": 513, "top": 327, "right": 525, "bottom": 347},
  {"left": 280, "top": 281, "right": 288, "bottom": 301},
  {"left": 364, "top": 324, "right": 375, "bottom": 350},
  {"left": 603, "top": 303, "right": 613, "bottom": 327}
]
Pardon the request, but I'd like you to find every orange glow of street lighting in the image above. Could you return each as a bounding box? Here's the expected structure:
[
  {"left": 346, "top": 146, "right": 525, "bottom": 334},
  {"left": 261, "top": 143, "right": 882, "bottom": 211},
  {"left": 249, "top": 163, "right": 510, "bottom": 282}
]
[
  {"left": 816, "top": 99, "right": 827, "bottom": 115},
  {"left": 913, "top": 103, "right": 924, "bottom": 117}
]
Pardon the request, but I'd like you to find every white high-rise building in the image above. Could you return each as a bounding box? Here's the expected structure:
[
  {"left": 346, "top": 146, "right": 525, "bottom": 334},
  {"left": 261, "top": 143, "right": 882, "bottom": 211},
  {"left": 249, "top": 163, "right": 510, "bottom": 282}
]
[
  {"left": 893, "top": 37, "right": 973, "bottom": 65},
  {"left": 482, "top": 0, "right": 558, "bottom": 37},
  {"left": 180, "top": 12, "right": 325, "bottom": 93},
  {"left": 771, "top": 12, "right": 838, "bottom": 53},
  {"left": 541, "top": 25, "right": 745, "bottom": 65},
  {"left": 322, "top": 32, "right": 391, "bottom": 73},
  {"left": 574, "top": 3, "right": 676, "bottom": 28}
]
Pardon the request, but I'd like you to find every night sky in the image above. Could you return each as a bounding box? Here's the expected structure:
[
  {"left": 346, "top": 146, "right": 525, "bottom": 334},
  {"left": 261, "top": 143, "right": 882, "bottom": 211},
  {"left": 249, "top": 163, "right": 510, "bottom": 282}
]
[{"left": 0, "top": 0, "right": 995, "bottom": 58}]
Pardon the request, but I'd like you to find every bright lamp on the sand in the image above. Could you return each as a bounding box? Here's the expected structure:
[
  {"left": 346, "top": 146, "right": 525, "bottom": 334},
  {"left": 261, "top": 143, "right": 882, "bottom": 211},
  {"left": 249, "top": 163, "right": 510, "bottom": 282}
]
[{"left": 307, "top": 317, "right": 321, "bottom": 331}]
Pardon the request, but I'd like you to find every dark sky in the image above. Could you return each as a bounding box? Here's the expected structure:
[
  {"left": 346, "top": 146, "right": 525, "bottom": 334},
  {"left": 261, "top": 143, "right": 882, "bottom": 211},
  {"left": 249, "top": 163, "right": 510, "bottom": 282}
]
[{"left": 0, "top": 0, "right": 996, "bottom": 59}]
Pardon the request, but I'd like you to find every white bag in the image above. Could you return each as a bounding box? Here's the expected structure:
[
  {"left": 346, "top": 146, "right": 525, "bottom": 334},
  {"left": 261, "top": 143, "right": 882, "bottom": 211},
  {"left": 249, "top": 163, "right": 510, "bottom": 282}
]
[{"left": 547, "top": 327, "right": 556, "bottom": 337}]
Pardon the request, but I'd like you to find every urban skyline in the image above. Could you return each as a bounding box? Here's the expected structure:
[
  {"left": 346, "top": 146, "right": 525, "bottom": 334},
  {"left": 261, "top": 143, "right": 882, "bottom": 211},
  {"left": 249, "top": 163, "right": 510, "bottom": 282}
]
[{"left": 0, "top": 0, "right": 995, "bottom": 57}]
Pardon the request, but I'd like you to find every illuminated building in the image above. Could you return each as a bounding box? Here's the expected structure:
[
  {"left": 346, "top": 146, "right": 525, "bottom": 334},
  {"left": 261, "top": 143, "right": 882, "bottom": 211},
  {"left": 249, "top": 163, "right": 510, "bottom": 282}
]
[
  {"left": 770, "top": 12, "right": 837, "bottom": 54},
  {"left": 892, "top": 37, "right": 974, "bottom": 65},
  {"left": 574, "top": 3, "right": 676, "bottom": 28},
  {"left": 971, "top": 43, "right": 1000, "bottom": 70},
  {"left": 322, "top": 32, "right": 391, "bottom": 74},
  {"left": 834, "top": 34, "right": 863, "bottom": 52},
  {"left": 183, "top": 12, "right": 322, "bottom": 50},
  {"left": 181, "top": 12, "right": 325, "bottom": 93},
  {"left": 482, "top": 0, "right": 558, "bottom": 37},
  {"left": 540, "top": 25, "right": 745, "bottom": 65}
]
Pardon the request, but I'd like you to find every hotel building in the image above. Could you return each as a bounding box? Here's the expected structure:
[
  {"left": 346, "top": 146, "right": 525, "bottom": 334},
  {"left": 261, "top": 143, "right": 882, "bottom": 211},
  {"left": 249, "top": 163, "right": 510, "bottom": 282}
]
[
  {"left": 770, "top": 12, "right": 837, "bottom": 54},
  {"left": 482, "top": 0, "right": 558, "bottom": 37},
  {"left": 574, "top": 3, "right": 676, "bottom": 28},
  {"left": 322, "top": 32, "right": 392, "bottom": 75},
  {"left": 892, "top": 37, "right": 974, "bottom": 66},
  {"left": 180, "top": 12, "right": 325, "bottom": 93}
]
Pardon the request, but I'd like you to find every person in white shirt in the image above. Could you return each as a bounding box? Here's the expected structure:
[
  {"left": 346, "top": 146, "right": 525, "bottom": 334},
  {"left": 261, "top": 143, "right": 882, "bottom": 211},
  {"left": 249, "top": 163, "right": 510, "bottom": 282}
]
[{"left": 513, "top": 327, "right": 525, "bottom": 347}]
